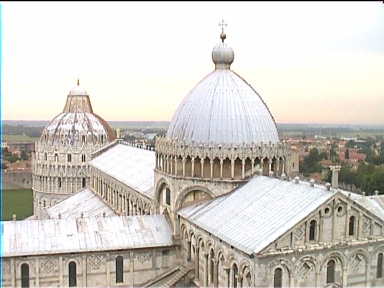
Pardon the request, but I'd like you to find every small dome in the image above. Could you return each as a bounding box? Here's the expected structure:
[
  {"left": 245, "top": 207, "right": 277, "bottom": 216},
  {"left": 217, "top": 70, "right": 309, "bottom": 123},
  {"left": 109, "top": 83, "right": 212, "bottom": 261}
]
[{"left": 212, "top": 42, "right": 234, "bottom": 70}]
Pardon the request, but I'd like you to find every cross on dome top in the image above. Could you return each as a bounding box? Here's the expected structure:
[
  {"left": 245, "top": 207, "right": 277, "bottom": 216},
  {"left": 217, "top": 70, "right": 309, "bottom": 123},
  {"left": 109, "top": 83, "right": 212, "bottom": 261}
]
[{"left": 219, "top": 19, "right": 227, "bottom": 43}]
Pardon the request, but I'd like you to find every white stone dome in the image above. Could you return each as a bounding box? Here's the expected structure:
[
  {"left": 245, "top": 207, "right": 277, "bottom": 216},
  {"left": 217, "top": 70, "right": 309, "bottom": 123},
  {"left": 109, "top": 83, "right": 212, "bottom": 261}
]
[
  {"left": 166, "top": 41, "right": 279, "bottom": 146},
  {"left": 40, "top": 83, "right": 115, "bottom": 145}
]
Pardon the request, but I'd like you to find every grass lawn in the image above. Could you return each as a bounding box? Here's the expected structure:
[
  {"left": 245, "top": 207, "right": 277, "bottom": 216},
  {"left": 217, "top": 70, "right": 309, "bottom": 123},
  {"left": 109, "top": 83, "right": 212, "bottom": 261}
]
[{"left": 2, "top": 189, "right": 33, "bottom": 220}]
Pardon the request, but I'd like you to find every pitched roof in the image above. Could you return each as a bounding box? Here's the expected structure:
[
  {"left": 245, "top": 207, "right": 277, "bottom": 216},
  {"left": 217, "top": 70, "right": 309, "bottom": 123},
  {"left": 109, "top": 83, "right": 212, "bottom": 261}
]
[
  {"left": 179, "top": 176, "right": 334, "bottom": 255},
  {"left": 89, "top": 144, "right": 155, "bottom": 197},
  {"left": 2, "top": 215, "right": 173, "bottom": 257},
  {"left": 46, "top": 188, "right": 117, "bottom": 219}
]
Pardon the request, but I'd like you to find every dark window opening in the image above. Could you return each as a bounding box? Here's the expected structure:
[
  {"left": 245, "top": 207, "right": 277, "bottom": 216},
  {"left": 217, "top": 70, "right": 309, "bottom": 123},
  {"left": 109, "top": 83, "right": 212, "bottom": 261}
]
[
  {"left": 67, "top": 154, "right": 71, "bottom": 162},
  {"left": 69, "top": 261, "right": 77, "bottom": 287},
  {"left": 349, "top": 216, "right": 355, "bottom": 236},
  {"left": 58, "top": 178, "right": 62, "bottom": 188},
  {"left": 309, "top": 220, "right": 317, "bottom": 241},
  {"left": 54, "top": 153, "right": 58, "bottom": 162},
  {"left": 165, "top": 188, "right": 171, "bottom": 206},
  {"left": 326, "top": 260, "right": 335, "bottom": 284},
  {"left": 378, "top": 253, "right": 383, "bottom": 278},
  {"left": 274, "top": 267, "right": 282, "bottom": 288},
  {"left": 82, "top": 178, "right": 86, "bottom": 188},
  {"left": 21, "top": 263, "right": 29, "bottom": 288},
  {"left": 82, "top": 135, "right": 86, "bottom": 143},
  {"left": 116, "top": 256, "right": 124, "bottom": 283},
  {"left": 81, "top": 154, "right": 86, "bottom": 162}
]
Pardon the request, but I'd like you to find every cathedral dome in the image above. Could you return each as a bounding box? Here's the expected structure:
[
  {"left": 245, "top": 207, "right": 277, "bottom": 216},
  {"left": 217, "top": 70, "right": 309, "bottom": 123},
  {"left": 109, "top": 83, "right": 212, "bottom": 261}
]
[
  {"left": 40, "top": 82, "right": 115, "bottom": 146},
  {"left": 166, "top": 36, "right": 279, "bottom": 146}
]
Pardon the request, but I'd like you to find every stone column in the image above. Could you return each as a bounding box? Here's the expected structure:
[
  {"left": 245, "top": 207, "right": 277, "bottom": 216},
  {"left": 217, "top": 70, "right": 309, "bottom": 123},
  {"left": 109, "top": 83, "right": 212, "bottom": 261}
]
[
  {"left": 182, "top": 158, "right": 186, "bottom": 177},
  {"left": 242, "top": 159, "right": 245, "bottom": 179},
  {"left": 106, "top": 253, "right": 111, "bottom": 288},
  {"left": 82, "top": 255, "right": 87, "bottom": 287},
  {"left": 191, "top": 157, "right": 195, "bottom": 178},
  {"left": 201, "top": 158, "right": 204, "bottom": 178},
  {"left": 35, "top": 258, "right": 39, "bottom": 287},
  {"left": 210, "top": 159, "right": 214, "bottom": 179},
  {"left": 10, "top": 258, "right": 15, "bottom": 287},
  {"left": 175, "top": 157, "right": 178, "bottom": 176},
  {"left": 251, "top": 159, "right": 255, "bottom": 175},
  {"left": 220, "top": 159, "right": 223, "bottom": 179},
  {"left": 224, "top": 266, "right": 230, "bottom": 288},
  {"left": 59, "top": 256, "right": 63, "bottom": 286},
  {"left": 204, "top": 252, "right": 209, "bottom": 287},
  {"left": 275, "top": 159, "right": 280, "bottom": 176},
  {"left": 231, "top": 159, "right": 235, "bottom": 179},
  {"left": 330, "top": 165, "right": 341, "bottom": 189},
  {"left": 195, "top": 247, "right": 200, "bottom": 278}
]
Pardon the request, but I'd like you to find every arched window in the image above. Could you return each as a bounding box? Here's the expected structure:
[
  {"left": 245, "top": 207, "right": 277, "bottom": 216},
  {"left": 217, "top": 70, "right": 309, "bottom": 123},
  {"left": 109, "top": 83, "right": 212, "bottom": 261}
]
[
  {"left": 44, "top": 153, "right": 47, "bottom": 161},
  {"left": 81, "top": 154, "right": 86, "bottom": 162},
  {"left": 69, "top": 261, "right": 77, "bottom": 287},
  {"left": 209, "top": 249, "right": 215, "bottom": 284},
  {"left": 116, "top": 256, "right": 124, "bottom": 283},
  {"left": 274, "top": 268, "right": 282, "bottom": 288},
  {"left": 349, "top": 216, "right": 355, "bottom": 236},
  {"left": 21, "top": 263, "right": 29, "bottom": 288},
  {"left": 232, "top": 263, "right": 238, "bottom": 288},
  {"left": 58, "top": 177, "right": 62, "bottom": 188},
  {"left": 82, "top": 135, "right": 86, "bottom": 143},
  {"left": 378, "top": 253, "right": 383, "bottom": 278},
  {"left": 309, "top": 220, "right": 317, "bottom": 241},
  {"left": 165, "top": 188, "right": 171, "bottom": 206},
  {"left": 326, "top": 260, "right": 335, "bottom": 284},
  {"left": 67, "top": 154, "right": 71, "bottom": 162},
  {"left": 54, "top": 153, "right": 58, "bottom": 162},
  {"left": 82, "top": 178, "right": 86, "bottom": 188}
]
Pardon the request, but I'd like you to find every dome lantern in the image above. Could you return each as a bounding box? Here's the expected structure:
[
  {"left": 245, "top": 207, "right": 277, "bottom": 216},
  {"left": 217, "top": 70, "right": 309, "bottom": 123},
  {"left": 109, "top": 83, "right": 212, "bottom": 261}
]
[{"left": 212, "top": 19, "right": 234, "bottom": 70}]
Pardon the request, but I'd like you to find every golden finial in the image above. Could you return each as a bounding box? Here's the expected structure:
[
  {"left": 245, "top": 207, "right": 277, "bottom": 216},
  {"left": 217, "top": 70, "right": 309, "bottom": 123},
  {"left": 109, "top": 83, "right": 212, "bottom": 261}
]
[{"left": 219, "top": 19, "right": 227, "bottom": 43}]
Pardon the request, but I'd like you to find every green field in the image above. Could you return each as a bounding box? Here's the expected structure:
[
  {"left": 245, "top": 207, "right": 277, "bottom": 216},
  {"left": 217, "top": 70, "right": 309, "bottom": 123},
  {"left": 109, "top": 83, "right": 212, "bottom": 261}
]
[
  {"left": 2, "top": 189, "right": 33, "bottom": 220},
  {"left": 4, "top": 134, "right": 39, "bottom": 143}
]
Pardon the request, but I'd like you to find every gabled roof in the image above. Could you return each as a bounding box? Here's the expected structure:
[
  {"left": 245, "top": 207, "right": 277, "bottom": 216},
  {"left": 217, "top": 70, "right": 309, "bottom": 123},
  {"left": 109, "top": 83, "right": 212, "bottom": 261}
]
[
  {"left": 46, "top": 188, "right": 116, "bottom": 219},
  {"left": 89, "top": 144, "right": 155, "bottom": 198},
  {"left": 179, "top": 176, "right": 334, "bottom": 255},
  {"left": 2, "top": 215, "right": 173, "bottom": 257}
]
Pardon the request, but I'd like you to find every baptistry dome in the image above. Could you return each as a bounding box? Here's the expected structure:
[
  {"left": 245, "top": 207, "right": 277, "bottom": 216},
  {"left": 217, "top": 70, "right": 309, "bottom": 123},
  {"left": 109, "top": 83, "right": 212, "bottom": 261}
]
[
  {"left": 40, "top": 81, "right": 115, "bottom": 146},
  {"left": 166, "top": 35, "right": 279, "bottom": 146}
]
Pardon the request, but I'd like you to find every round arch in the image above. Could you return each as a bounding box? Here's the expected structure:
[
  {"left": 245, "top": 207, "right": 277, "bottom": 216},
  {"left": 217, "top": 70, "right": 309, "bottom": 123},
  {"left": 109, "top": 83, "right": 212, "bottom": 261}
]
[
  {"left": 154, "top": 177, "right": 171, "bottom": 204},
  {"left": 175, "top": 185, "right": 215, "bottom": 211}
]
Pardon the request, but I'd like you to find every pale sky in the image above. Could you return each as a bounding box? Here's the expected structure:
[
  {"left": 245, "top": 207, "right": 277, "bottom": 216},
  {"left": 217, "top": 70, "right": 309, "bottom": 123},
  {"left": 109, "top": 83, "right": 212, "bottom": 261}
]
[{"left": 2, "top": 1, "right": 384, "bottom": 124}]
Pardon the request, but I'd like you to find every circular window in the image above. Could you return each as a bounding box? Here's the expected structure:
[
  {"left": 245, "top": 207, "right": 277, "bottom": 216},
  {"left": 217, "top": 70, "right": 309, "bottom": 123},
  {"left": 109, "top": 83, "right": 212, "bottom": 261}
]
[{"left": 325, "top": 207, "right": 330, "bottom": 214}]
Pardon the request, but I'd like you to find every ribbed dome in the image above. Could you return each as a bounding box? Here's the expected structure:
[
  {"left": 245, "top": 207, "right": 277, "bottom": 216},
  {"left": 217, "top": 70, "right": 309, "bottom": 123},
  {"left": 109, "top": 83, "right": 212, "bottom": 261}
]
[
  {"left": 40, "top": 83, "right": 115, "bottom": 145},
  {"left": 166, "top": 41, "right": 279, "bottom": 146}
]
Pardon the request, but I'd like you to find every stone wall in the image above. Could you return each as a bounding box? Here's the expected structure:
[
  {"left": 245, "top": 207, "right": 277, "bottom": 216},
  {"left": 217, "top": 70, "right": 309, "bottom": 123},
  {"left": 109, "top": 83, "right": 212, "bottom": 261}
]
[{"left": 2, "top": 247, "right": 178, "bottom": 288}]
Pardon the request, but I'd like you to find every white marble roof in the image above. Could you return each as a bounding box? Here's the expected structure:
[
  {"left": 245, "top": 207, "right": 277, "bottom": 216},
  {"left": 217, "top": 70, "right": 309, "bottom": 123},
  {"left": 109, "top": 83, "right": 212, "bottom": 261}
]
[
  {"left": 167, "top": 69, "right": 279, "bottom": 146},
  {"left": 2, "top": 215, "right": 173, "bottom": 257},
  {"left": 89, "top": 144, "right": 155, "bottom": 197},
  {"left": 46, "top": 188, "right": 116, "bottom": 219},
  {"left": 340, "top": 191, "right": 384, "bottom": 222},
  {"left": 179, "top": 176, "right": 334, "bottom": 255},
  {"left": 44, "top": 112, "right": 109, "bottom": 138}
]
